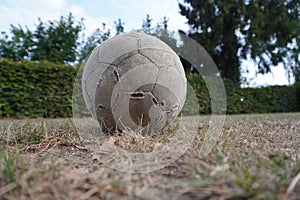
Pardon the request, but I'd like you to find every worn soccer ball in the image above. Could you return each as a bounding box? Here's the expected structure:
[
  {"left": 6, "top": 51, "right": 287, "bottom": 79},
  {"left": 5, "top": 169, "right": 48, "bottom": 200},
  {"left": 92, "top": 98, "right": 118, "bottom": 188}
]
[{"left": 82, "top": 32, "right": 186, "bottom": 135}]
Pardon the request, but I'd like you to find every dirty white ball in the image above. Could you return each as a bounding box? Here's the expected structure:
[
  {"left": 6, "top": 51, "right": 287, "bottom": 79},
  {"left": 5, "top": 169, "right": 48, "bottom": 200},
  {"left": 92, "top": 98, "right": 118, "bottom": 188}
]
[{"left": 82, "top": 32, "right": 186, "bottom": 135}]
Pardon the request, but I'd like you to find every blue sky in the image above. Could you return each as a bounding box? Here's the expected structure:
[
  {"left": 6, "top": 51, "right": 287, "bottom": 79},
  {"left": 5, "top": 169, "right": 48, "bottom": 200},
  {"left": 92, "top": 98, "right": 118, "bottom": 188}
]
[
  {"left": 0, "top": 0, "right": 189, "bottom": 34},
  {"left": 0, "top": 0, "right": 293, "bottom": 86}
]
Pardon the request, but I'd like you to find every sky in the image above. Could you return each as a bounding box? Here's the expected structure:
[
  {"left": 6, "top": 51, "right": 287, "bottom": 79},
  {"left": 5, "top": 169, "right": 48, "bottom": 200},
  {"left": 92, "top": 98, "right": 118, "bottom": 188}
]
[{"left": 0, "top": 0, "right": 294, "bottom": 87}]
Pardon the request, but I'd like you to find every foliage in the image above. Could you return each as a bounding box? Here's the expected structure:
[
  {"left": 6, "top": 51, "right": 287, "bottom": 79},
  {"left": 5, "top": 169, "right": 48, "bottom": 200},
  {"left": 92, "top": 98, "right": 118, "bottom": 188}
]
[
  {"left": 141, "top": 14, "right": 153, "bottom": 34},
  {"left": 114, "top": 18, "right": 125, "bottom": 35},
  {"left": 136, "top": 15, "right": 178, "bottom": 57},
  {"left": 0, "top": 13, "right": 83, "bottom": 64},
  {"left": 32, "top": 13, "right": 83, "bottom": 64},
  {"left": 153, "top": 16, "right": 178, "bottom": 50},
  {"left": 0, "top": 25, "right": 33, "bottom": 61},
  {"left": 78, "top": 19, "right": 125, "bottom": 63},
  {"left": 179, "top": 0, "right": 300, "bottom": 83},
  {"left": 0, "top": 59, "right": 76, "bottom": 118},
  {"left": 186, "top": 73, "right": 300, "bottom": 114},
  {"left": 294, "top": 64, "right": 300, "bottom": 82},
  {"left": 78, "top": 23, "right": 111, "bottom": 63},
  {"left": 0, "top": 12, "right": 299, "bottom": 118},
  {"left": 1, "top": 59, "right": 299, "bottom": 118},
  {"left": 295, "top": 81, "right": 300, "bottom": 110},
  {"left": 138, "top": 15, "right": 200, "bottom": 75}
]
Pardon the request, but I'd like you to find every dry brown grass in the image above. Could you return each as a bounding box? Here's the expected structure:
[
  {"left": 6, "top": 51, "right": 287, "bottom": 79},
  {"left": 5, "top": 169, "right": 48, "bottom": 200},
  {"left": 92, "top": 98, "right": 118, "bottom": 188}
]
[{"left": 0, "top": 113, "right": 300, "bottom": 200}]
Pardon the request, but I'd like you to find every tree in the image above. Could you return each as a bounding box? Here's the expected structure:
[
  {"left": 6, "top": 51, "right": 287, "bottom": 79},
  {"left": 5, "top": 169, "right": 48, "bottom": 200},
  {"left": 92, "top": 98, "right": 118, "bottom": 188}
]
[
  {"left": 78, "top": 23, "right": 111, "bottom": 63},
  {"left": 0, "top": 25, "right": 33, "bottom": 61},
  {"left": 179, "top": 0, "right": 300, "bottom": 83},
  {"left": 142, "top": 14, "right": 153, "bottom": 34},
  {"left": 114, "top": 18, "right": 125, "bottom": 35},
  {"left": 154, "top": 17, "right": 175, "bottom": 44},
  {"left": 32, "top": 13, "right": 83, "bottom": 63},
  {"left": 138, "top": 15, "right": 177, "bottom": 48},
  {"left": 137, "top": 15, "right": 194, "bottom": 72},
  {"left": 78, "top": 18, "right": 126, "bottom": 63},
  {"left": 0, "top": 13, "right": 84, "bottom": 64}
]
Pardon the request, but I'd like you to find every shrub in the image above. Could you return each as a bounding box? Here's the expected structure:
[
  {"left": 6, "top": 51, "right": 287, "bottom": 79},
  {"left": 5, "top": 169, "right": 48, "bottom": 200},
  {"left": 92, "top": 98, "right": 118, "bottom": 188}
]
[
  {"left": 186, "top": 73, "right": 300, "bottom": 114},
  {"left": 0, "top": 59, "right": 76, "bottom": 118},
  {"left": 0, "top": 59, "right": 299, "bottom": 118}
]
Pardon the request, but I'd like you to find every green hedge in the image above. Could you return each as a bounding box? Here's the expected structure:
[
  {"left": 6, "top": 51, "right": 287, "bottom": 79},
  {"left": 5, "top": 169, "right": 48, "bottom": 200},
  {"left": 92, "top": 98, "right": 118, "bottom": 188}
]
[
  {"left": 186, "top": 73, "right": 300, "bottom": 114},
  {"left": 0, "top": 59, "right": 299, "bottom": 118},
  {"left": 0, "top": 59, "right": 76, "bottom": 118}
]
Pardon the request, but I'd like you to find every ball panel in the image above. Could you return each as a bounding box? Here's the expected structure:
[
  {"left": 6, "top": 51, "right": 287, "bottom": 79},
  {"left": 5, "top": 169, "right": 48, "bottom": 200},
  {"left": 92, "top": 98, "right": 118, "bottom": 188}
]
[
  {"left": 114, "top": 63, "right": 158, "bottom": 93},
  {"left": 155, "top": 66, "right": 187, "bottom": 106},
  {"left": 138, "top": 48, "right": 186, "bottom": 81},
  {"left": 112, "top": 52, "right": 154, "bottom": 85},
  {"left": 137, "top": 33, "right": 175, "bottom": 53},
  {"left": 82, "top": 61, "right": 109, "bottom": 119},
  {"left": 97, "top": 34, "right": 139, "bottom": 64},
  {"left": 148, "top": 103, "right": 167, "bottom": 133},
  {"left": 151, "top": 84, "right": 180, "bottom": 127},
  {"left": 94, "top": 65, "right": 119, "bottom": 131},
  {"left": 138, "top": 49, "right": 178, "bottom": 67}
]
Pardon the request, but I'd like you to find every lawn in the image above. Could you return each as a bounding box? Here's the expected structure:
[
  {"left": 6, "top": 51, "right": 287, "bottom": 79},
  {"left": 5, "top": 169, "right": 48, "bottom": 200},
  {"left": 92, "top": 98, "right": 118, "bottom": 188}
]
[{"left": 0, "top": 113, "right": 299, "bottom": 200}]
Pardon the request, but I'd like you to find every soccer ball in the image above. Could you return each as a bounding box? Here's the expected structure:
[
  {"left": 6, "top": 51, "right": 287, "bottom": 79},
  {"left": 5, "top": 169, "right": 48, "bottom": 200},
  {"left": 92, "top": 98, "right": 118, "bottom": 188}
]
[{"left": 82, "top": 32, "right": 187, "bottom": 135}]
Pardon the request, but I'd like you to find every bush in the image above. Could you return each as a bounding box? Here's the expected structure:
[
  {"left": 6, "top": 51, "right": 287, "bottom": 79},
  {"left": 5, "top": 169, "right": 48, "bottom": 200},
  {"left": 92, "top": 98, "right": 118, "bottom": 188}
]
[
  {"left": 0, "top": 59, "right": 76, "bottom": 118},
  {"left": 0, "top": 59, "right": 299, "bottom": 118},
  {"left": 295, "top": 82, "right": 300, "bottom": 111},
  {"left": 186, "top": 73, "right": 300, "bottom": 114}
]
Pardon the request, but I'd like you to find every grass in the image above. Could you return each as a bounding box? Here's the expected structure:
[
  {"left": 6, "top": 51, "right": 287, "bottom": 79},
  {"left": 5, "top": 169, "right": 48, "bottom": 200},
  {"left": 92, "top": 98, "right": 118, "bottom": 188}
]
[{"left": 0, "top": 113, "right": 299, "bottom": 199}]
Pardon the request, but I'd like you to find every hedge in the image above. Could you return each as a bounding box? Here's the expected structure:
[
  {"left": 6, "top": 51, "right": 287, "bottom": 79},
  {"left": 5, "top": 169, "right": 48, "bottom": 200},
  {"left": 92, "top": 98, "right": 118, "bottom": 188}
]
[
  {"left": 0, "top": 59, "right": 299, "bottom": 118},
  {"left": 186, "top": 73, "right": 300, "bottom": 114},
  {"left": 0, "top": 59, "right": 76, "bottom": 118}
]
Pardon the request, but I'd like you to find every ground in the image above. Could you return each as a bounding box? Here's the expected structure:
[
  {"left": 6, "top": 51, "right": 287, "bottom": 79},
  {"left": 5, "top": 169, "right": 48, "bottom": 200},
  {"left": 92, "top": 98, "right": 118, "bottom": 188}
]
[{"left": 0, "top": 113, "right": 299, "bottom": 200}]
